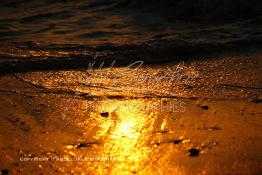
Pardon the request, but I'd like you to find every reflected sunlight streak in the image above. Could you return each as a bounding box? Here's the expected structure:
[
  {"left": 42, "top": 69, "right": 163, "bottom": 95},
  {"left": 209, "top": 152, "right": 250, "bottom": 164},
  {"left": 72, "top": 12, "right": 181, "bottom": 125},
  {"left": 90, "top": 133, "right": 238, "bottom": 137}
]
[{"left": 95, "top": 100, "right": 155, "bottom": 174}]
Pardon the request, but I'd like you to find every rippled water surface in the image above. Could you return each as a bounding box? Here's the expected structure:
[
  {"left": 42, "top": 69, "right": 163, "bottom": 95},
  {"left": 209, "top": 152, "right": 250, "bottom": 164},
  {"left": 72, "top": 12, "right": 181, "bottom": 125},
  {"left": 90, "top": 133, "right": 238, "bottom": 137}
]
[{"left": 0, "top": 0, "right": 262, "bottom": 72}]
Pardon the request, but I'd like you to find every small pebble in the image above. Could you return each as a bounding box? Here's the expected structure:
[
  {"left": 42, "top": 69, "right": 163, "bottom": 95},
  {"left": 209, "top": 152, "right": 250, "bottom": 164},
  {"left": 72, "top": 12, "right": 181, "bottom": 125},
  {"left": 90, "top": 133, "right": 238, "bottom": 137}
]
[
  {"left": 173, "top": 139, "right": 182, "bottom": 144},
  {"left": 201, "top": 105, "right": 209, "bottom": 110},
  {"left": 251, "top": 98, "right": 262, "bottom": 103},
  {"left": 1, "top": 169, "right": 9, "bottom": 175},
  {"left": 100, "top": 112, "right": 109, "bottom": 118},
  {"left": 208, "top": 126, "right": 222, "bottom": 131},
  {"left": 76, "top": 143, "right": 91, "bottom": 149},
  {"left": 188, "top": 148, "right": 200, "bottom": 157}
]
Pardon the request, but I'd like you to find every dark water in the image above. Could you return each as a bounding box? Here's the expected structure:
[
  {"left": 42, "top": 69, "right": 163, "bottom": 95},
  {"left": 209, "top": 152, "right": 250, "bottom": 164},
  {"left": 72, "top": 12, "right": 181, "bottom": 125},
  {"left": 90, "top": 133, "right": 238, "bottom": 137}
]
[{"left": 0, "top": 0, "right": 262, "bottom": 72}]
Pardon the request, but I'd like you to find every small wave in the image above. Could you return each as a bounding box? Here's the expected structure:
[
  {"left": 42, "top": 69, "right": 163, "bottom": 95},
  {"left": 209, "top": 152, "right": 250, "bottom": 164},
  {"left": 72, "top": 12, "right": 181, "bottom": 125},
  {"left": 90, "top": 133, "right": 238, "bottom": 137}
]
[
  {"left": 0, "top": 0, "right": 261, "bottom": 73},
  {"left": 1, "top": 36, "right": 262, "bottom": 74}
]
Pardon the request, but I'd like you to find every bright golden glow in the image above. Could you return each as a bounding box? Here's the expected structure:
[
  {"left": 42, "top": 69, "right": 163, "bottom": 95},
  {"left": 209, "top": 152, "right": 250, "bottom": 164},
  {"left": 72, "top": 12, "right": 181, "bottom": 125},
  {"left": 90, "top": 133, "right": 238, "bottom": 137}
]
[{"left": 93, "top": 100, "right": 156, "bottom": 174}]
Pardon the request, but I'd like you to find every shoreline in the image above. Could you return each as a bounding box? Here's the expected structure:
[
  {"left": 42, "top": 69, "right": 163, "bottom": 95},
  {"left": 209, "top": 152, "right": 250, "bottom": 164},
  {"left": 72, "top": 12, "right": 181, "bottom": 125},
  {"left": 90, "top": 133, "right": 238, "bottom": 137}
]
[{"left": 1, "top": 40, "right": 262, "bottom": 74}]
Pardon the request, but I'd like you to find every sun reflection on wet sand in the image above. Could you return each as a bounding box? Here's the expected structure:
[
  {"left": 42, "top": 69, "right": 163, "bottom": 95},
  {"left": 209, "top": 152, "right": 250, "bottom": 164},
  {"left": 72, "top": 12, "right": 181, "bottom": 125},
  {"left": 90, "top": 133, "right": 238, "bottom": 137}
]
[{"left": 93, "top": 100, "right": 157, "bottom": 174}]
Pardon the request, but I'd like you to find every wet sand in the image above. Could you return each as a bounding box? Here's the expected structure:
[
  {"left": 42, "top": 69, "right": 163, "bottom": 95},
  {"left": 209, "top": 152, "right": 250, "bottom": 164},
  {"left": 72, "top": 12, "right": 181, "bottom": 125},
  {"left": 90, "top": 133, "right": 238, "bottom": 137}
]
[{"left": 0, "top": 53, "right": 262, "bottom": 175}]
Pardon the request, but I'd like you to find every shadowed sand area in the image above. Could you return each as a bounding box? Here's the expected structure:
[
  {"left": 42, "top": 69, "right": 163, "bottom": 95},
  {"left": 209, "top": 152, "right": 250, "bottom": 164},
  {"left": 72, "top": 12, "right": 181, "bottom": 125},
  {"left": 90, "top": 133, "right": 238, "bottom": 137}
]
[{"left": 0, "top": 53, "right": 261, "bottom": 174}]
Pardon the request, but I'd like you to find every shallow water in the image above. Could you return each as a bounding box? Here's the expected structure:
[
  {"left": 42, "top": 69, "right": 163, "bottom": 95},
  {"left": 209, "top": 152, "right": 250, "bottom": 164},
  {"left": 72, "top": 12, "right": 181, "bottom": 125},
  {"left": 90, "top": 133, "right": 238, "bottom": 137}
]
[
  {"left": 0, "top": 0, "right": 262, "bottom": 73},
  {"left": 1, "top": 54, "right": 261, "bottom": 100}
]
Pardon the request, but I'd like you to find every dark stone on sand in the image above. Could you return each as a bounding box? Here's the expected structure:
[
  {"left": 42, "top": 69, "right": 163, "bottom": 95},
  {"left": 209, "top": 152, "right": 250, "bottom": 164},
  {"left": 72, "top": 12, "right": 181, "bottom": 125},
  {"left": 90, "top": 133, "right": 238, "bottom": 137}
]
[
  {"left": 100, "top": 112, "right": 109, "bottom": 117},
  {"left": 173, "top": 139, "right": 183, "bottom": 144},
  {"left": 1, "top": 169, "right": 9, "bottom": 175},
  {"left": 201, "top": 105, "right": 209, "bottom": 110},
  {"left": 251, "top": 98, "right": 262, "bottom": 103},
  {"left": 188, "top": 148, "right": 200, "bottom": 157},
  {"left": 34, "top": 109, "right": 42, "bottom": 112},
  {"left": 76, "top": 143, "right": 90, "bottom": 149},
  {"left": 20, "top": 121, "right": 25, "bottom": 125},
  {"left": 76, "top": 142, "right": 98, "bottom": 149},
  {"left": 209, "top": 126, "right": 222, "bottom": 131}
]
